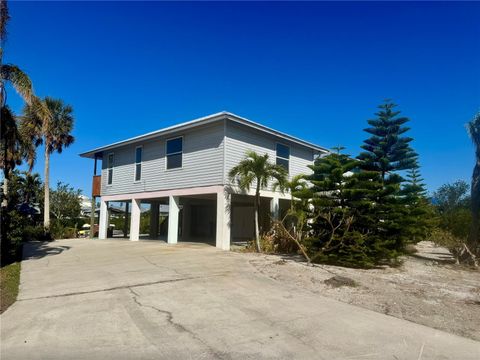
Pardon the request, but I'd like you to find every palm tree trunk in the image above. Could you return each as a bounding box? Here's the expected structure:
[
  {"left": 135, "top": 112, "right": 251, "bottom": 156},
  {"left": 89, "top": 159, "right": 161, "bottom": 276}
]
[
  {"left": 254, "top": 182, "right": 261, "bottom": 252},
  {"left": 1, "top": 175, "right": 8, "bottom": 208},
  {"left": 44, "top": 144, "right": 50, "bottom": 229},
  {"left": 470, "top": 162, "right": 480, "bottom": 254}
]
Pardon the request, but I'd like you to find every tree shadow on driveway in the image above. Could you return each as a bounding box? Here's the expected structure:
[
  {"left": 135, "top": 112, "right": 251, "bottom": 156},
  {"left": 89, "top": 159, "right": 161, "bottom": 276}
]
[{"left": 23, "top": 241, "right": 71, "bottom": 260}]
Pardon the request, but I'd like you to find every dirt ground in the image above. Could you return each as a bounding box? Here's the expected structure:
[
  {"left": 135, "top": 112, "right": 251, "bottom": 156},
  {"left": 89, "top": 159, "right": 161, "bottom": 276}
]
[{"left": 242, "top": 241, "right": 480, "bottom": 341}]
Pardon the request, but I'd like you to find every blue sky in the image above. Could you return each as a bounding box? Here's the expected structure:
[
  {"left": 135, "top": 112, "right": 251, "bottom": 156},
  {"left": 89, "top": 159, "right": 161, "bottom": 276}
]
[{"left": 5, "top": 1, "right": 480, "bottom": 194}]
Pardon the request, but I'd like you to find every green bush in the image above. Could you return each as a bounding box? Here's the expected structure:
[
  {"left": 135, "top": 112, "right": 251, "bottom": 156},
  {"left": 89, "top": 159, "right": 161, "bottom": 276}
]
[
  {"left": 49, "top": 220, "right": 78, "bottom": 239},
  {"left": 438, "top": 208, "right": 471, "bottom": 240},
  {"left": 1, "top": 210, "right": 25, "bottom": 263},
  {"left": 22, "top": 225, "right": 50, "bottom": 241}
]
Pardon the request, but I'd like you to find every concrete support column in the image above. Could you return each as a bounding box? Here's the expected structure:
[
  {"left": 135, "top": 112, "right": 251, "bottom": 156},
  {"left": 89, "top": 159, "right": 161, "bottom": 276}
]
[
  {"left": 270, "top": 196, "right": 280, "bottom": 221},
  {"left": 123, "top": 202, "right": 130, "bottom": 238},
  {"left": 216, "top": 190, "right": 231, "bottom": 250},
  {"left": 98, "top": 199, "right": 109, "bottom": 239},
  {"left": 130, "top": 199, "right": 141, "bottom": 241},
  {"left": 168, "top": 196, "right": 180, "bottom": 244},
  {"left": 181, "top": 199, "right": 190, "bottom": 242},
  {"left": 150, "top": 202, "right": 159, "bottom": 239}
]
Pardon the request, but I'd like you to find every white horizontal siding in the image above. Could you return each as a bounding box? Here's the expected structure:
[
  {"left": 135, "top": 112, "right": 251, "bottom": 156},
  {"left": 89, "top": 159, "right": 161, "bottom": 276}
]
[
  {"left": 101, "top": 122, "right": 224, "bottom": 196},
  {"left": 225, "top": 122, "right": 314, "bottom": 192}
]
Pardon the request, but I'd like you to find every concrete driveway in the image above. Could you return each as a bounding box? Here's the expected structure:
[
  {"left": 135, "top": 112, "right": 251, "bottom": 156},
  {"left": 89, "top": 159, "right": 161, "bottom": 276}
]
[{"left": 1, "top": 239, "right": 479, "bottom": 360}]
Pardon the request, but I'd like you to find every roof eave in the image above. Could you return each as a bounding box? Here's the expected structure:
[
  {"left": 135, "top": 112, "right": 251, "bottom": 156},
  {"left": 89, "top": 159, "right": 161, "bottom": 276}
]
[
  {"left": 79, "top": 111, "right": 330, "bottom": 159},
  {"left": 79, "top": 112, "right": 229, "bottom": 158}
]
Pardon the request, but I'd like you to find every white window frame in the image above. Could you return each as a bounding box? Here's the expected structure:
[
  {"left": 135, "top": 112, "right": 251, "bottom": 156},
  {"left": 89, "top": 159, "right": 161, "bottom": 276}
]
[
  {"left": 134, "top": 145, "right": 143, "bottom": 183},
  {"left": 165, "top": 136, "right": 183, "bottom": 171},
  {"left": 275, "top": 142, "right": 290, "bottom": 173},
  {"left": 107, "top": 152, "right": 115, "bottom": 186}
]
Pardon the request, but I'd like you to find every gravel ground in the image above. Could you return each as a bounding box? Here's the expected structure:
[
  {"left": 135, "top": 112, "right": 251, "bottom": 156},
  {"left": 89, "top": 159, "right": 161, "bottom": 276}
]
[{"left": 242, "top": 241, "right": 480, "bottom": 341}]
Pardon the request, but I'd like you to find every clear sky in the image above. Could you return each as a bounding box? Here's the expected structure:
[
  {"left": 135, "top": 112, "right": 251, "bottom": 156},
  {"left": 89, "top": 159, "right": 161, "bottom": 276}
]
[{"left": 4, "top": 1, "right": 480, "bottom": 195}]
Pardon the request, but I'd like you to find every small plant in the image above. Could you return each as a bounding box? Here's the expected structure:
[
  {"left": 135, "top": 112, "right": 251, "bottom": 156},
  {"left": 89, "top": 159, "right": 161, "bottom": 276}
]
[{"left": 324, "top": 275, "right": 358, "bottom": 288}]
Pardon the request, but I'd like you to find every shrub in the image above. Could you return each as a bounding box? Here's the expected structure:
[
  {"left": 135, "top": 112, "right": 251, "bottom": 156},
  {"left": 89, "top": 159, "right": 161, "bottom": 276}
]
[
  {"left": 49, "top": 220, "right": 78, "bottom": 239},
  {"left": 430, "top": 228, "right": 477, "bottom": 266},
  {"left": 1, "top": 210, "right": 25, "bottom": 263},
  {"left": 259, "top": 225, "right": 299, "bottom": 254},
  {"left": 22, "top": 225, "right": 52, "bottom": 241}
]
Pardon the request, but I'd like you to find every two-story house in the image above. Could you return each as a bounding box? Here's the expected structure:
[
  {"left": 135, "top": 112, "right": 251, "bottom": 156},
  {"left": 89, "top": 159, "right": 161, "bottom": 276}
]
[{"left": 80, "top": 112, "right": 329, "bottom": 250}]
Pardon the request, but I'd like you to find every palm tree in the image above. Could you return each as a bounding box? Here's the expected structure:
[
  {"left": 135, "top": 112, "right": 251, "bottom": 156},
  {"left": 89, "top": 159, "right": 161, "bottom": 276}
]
[
  {"left": 0, "top": 0, "right": 36, "bottom": 207},
  {"left": 276, "top": 174, "right": 312, "bottom": 263},
  {"left": 1, "top": 1, "right": 33, "bottom": 106},
  {"left": 19, "top": 171, "right": 42, "bottom": 204},
  {"left": 1, "top": 106, "right": 22, "bottom": 204},
  {"left": 21, "top": 97, "right": 75, "bottom": 229},
  {"left": 284, "top": 174, "right": 309, "bottom": 211},
  {"left": 229, "top": 151, "right": 287, "bottom": 252},
  {"left": 467, "top": 112, "right": 480, "bottom": 254}
]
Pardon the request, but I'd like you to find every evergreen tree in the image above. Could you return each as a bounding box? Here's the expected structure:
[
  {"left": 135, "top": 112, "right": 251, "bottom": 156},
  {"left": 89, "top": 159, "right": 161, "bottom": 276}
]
[
  {"left": 400, "top": 159, "right": 435, "bottom": 242},
  {"left": 358, "top": 100, "right": 417, "bottom": 181},
  {"left": 357, "top": 100, "right": 417, "bottom": 255},
  {"left": 304, "top": 149, "right": 383, "bottom": 267}
]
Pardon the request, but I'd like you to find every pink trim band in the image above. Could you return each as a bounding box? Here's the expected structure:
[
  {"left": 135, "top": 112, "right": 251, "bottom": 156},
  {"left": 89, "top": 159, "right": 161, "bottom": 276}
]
[{"left": 101, "top": 185, "right": 225, "bottom": 202}]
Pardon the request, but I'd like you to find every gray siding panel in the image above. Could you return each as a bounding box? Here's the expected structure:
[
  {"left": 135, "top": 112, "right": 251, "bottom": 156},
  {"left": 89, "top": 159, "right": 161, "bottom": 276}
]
[
  {"left": 225, "top": 122, "right": 314, "bottom": 191},
  {"left": 101, "top": 122, "right": 225, "bottom": 196},
  {"left": 99, "top": 119, "right": 317, "bottom": 197}
]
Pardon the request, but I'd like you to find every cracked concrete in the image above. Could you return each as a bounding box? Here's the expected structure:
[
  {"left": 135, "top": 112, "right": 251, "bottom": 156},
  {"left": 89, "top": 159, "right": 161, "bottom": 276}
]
[
  {"left": 128, "top": 287, "right": 229, "bottom": 360},
  {"left": 1, "top": 239, "right": 479, "bottom": 359}
]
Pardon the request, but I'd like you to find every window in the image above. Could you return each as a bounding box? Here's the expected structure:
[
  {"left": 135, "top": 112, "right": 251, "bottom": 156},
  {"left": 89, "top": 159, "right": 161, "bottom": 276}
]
[
  {"left": 276, "top": 143, "right": 290, "bottom": 172},
  {"left": 134, "top": 146, "right": 142, "bottom": 182},
  {"left": 166, "top": 137, "right": 183, "bottom": 169},
  {"left": 107, "top": 153, "right": 114, "bottom": 185}
]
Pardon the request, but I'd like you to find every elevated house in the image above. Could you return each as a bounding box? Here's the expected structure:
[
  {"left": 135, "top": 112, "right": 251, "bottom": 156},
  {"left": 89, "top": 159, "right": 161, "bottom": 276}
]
[{"left": 80, "top": 112, "right": 328, "bottom": 250}]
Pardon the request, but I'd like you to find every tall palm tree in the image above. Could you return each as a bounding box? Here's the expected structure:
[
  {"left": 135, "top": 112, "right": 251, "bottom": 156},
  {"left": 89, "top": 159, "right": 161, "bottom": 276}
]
[
  {"left": 1, "top": 1, "right": 33, "bottom": 106},
  {"left": 0, "top": 0, "right": 36, "bottom": 207},
  {"left": 229, "top": 151, "right": 287, "bottom": 252},
  {"left": 467, "top": 112, "right": 480, "bottom": 253},
  {"left": 21, "top": 97, "right": 75, "bottom": 229}
]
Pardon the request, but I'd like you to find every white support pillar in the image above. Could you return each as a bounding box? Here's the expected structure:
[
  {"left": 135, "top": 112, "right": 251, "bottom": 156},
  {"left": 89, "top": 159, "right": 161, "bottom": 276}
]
[
  {"left": 216, "top": 190, "right": 231, "bottom": 250},
  {"left": 167, "top": 195, "right": 180, "bottom": 244},
  {"left": 98, "top": 199, "right": 109, "bottom": 239},
  {"left": 270, "top": 196, "right": 280, "bottom": 221},
  {"left": 181, "top": 198, "right": 190, "bottom": 242},
  {"left": 130, "top": 199, "right": 141, "bottom": 241},
  {"left": 150, "top": 202, "right": 159, "bottom": 239}
]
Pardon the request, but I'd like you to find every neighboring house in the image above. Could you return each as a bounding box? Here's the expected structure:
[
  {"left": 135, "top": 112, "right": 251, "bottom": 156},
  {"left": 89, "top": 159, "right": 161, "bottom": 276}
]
[
  {"left": 79, "top": 195, "right": 92, "bottom": 217},
  {"left": 80, "top": 112, "right": 328, "bottom": 250}
]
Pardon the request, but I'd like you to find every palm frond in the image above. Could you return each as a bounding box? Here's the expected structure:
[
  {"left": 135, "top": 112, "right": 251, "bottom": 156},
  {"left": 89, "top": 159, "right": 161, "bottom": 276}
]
[
  {"left": 467, "top": 112, "right": 480, "bottom": 150},
  {"left": 21, "top": 96, "right": 75, "bottom": 156},
  {"left": 0, "top": 105, "right": 22, "bottom": 174},
  {"left": 1, "top": 64, "right": 34, "bottom": 104}
]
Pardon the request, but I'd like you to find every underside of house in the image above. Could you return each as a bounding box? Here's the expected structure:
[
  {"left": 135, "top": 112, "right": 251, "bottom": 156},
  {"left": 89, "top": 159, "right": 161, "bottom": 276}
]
[{"left": 98, "top": 186, "right": 292, "bottom": 250}]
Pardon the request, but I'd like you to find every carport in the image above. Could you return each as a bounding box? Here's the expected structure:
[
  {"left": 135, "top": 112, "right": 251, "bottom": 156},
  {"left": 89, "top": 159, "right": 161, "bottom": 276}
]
[
  {"left": 98, "top": 186, "right": 291, "bottom": 250},
  {"left": 98, "top": 186, "right": 231, "bottom": 249}
]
